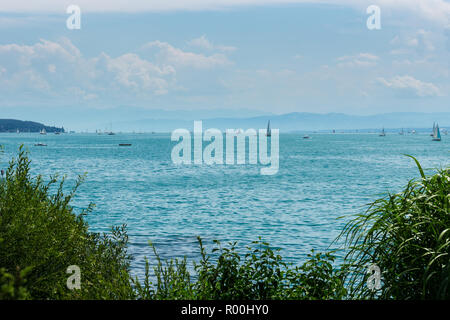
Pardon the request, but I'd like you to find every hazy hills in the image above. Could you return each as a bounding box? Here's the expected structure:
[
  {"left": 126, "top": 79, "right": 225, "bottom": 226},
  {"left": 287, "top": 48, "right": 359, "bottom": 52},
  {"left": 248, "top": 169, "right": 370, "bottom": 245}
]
[
  {"left": 2, "top": 112, "right": 449, "bottom": 133},
  {"left": 112, "top": 112, "right": 450, "bottom": 132}
]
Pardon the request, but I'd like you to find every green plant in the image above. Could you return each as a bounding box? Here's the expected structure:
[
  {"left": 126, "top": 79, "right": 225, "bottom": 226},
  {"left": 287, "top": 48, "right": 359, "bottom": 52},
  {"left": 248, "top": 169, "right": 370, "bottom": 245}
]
[
  {"left": 0, "top": 266, "right": 31, "bottom": 300},
  {"left": 339, "top": 156, "right": 450, "bottom": 299},
  {"left": 0, "top": 146, "right": 135, "bottom": 299},
  {"left": 135, "top": 237, "right": 347, "bottom": 300}
]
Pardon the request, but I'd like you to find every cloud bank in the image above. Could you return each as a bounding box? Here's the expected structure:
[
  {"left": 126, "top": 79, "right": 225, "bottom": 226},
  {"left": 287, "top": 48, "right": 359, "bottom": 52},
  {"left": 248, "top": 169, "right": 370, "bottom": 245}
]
[
  {"left": 0, "top": 37, "right": 234, "bottom": 101},
  {"left": 0, "top": 0, "right": 449, "bottom": 26}
]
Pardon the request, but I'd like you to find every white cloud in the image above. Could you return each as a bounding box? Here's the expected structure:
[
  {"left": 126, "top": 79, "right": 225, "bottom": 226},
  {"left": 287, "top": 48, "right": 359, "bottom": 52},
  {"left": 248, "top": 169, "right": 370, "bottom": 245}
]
[
  {"left": 337, "top": 53, "right": 379, "bottom": 68},
  {"left": 1, "top": 1, "right": 449, "bottom": 26},
  {"left": 144, "top": 40, "right": 232, "bottom": 68},
  {"left": 187, "top": 35, "right": 236, "bottom": 52},
  {"left": 99, "top": 52, "right": 175, "bottom": 95},
  {"left": 0, "top": 38, "right": 181, "bottom": 97},
  {"left": 0, "top": 37, "right": 234, "bottom": 100},
  {"left": 0, "top": 38, "right": 85, "bottom": 90},
  {"left": 390, "top": 29, "right": 436, "bottom": 56},
  {"left": 48, "top": 64, "right": 56, "bottom": 73},
  {"left": 378, "top": 75, "right": 442, "bottom": 97}
]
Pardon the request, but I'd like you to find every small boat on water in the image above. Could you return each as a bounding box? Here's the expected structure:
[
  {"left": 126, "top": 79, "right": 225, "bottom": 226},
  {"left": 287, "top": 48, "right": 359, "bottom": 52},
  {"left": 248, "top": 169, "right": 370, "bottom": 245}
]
[
  {"left": 432, "top": 123, "right": 442, "bottom": 141},
  {"left": 431, "top": 123, "right": 436, "bottom": 136},
  {"left": 303, "top": 135, "right": 310, "bottom": 139},
  {"left": 119, "top": 143, "right": 132, "bottom": 146},
  {"left": 399, "top": 128, "right": 404, "bottom": 135},
  {"left": 266, "top": 120, "right": 271, "bottom": 137},
  {"left": 379, "top": 128, "right": 386, "bottom": 137},
  {"left": 34, "top": 143, "right": 47, "bottom": 146},
  {"left": 40, "top": 128, "right": 47, "bottom": 135}
]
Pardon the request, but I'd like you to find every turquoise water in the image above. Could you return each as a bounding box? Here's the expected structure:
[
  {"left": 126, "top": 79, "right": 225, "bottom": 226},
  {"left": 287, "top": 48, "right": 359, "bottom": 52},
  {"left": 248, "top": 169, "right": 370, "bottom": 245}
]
[{"left": 1, "top": 132, "right": 449, "bottom": 276}]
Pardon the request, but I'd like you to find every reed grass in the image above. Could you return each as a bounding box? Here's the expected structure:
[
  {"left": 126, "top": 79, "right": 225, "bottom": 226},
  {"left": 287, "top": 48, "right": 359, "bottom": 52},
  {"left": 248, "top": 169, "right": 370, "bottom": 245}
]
[{"left": 338, "top": 156, "right": 450, "bottom": 299}]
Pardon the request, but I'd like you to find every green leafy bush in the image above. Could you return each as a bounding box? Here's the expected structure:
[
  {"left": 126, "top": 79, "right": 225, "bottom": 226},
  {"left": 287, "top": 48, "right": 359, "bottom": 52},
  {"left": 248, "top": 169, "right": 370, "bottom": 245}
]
[
  {"left": 0, "top": 266, "right": 31, "bottom": 299},
  {"left": 0, "top": 146, "right": 135, "bottom": 299},
  {"left": 134, "top": 237, "right": 347, "bottom": 300}
]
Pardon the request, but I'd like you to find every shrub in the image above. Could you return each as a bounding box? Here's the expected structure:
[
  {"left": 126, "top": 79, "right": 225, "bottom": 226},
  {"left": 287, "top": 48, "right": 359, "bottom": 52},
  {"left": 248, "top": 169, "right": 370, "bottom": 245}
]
[
  {"left": 0, "top": 266, "right": 31, "bottom": 300},
  {"left": 0, "top": 146, "right": 135, "bottom": 299},
  {"left": 134, "top": 237, "right": 348, "bottom": 300}
]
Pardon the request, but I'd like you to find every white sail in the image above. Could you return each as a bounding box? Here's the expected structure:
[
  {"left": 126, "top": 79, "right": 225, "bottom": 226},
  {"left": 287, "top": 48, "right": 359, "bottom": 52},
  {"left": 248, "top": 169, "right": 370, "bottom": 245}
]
[{"left": 432, "top": 123, "right": 441, "bottom": 141}]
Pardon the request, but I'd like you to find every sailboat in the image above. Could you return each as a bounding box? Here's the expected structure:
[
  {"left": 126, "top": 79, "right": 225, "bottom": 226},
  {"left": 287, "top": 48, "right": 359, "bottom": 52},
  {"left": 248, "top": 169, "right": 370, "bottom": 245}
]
[
  {"left": 432, "top": 123, "right": 442, "bottom": 141},
  {"left": 40, "top": 128, "right": 47, "bottom": 135},
  {"left": 16, "top": 129, "right": 20, "bottom": 134},
  {"left": 399, "top": 128, "right": 404, "bottom": 135},
  {"left": 107, "top": 122, "right": 115, "bottom": 135},
  {"left": 266, "top": 120, "right": 271, "bottom": 137},
  {"left": 379, "top": 127, "right": 386, "bottom": 136},
  {"left": 430, "top": 123, "right": 436, "bottom": 136}
]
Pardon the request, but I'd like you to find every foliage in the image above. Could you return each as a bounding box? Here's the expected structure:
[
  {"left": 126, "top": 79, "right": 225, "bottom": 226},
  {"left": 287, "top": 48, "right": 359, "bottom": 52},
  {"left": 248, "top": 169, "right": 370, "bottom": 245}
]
[
  {"left": 134, "top": 237, "right": 347, "bottom": 300},
  {"left": 0, "top": 266, "right": 31, "bottom": 300},
  {"left": 339, "top": 156, "right": 450, "bottom": 299},
  {"left": 0, "top": 146, "right": 135, "bottom": 299}
]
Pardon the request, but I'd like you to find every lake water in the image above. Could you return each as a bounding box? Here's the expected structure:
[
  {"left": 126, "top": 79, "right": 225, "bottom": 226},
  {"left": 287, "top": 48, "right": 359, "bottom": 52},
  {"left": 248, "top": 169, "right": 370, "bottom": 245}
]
[{"left": 1, "top": 132, "right": 449, "bottom": 277}]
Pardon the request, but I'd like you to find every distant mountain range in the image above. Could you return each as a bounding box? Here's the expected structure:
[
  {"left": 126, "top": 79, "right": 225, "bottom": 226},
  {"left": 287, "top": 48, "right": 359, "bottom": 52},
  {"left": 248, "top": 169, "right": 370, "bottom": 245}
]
[
  {"left": 0, "top": 119, "right": 64, "bottom": 133},
  {"left": 112, "top": 112, "right": 450, "bottom": 132},
  {"left": 2, "top": 112, "right": 449, "bottom": 133}
]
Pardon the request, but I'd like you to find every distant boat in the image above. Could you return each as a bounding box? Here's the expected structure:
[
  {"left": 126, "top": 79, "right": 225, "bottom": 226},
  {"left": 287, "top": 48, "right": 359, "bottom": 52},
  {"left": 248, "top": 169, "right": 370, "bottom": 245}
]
[
  {"left": 40, "top": 128, "right": 47, "bottom": 135},
  {"left": 266, "top": 120, "right": 271, "bottom": 137},
  {"left": 34, "top": 143, "right": 47, "bottom": 146},
  {"left": 119, "top": 143, "right": 132, "bottom": 146},
  {"left": 431, "top": 123, "right": 436, "bottom": 136},
  {"left": 411, "top": 129, "right": 416, "bottom": 134},
  {"left": 55, "top": 131, "right": 61, "bottom": 135},
  {"left": 432, "top": 123, "right": 442, "bottom": 141},
  {"left": 16, "top": 129, "right": 19, "bottom": 134},
  {"left": 399, "top": 128, "right": 404, "bottom": 135},
  {"left": 303, "top": 135, "right": 310, "bottom": 139},
  {"left": 379, "top": 128, "right": 386, "bottom": 137},
  {"left": 107, "top": 132, "right": 115, "bottom": 135}
]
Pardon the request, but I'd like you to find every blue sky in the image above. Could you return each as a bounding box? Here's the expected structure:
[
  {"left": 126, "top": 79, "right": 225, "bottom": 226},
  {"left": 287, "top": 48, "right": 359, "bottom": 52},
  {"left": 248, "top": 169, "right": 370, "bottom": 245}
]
[{"left": 0, "top": 0, "right": 449, "bottom": 129}]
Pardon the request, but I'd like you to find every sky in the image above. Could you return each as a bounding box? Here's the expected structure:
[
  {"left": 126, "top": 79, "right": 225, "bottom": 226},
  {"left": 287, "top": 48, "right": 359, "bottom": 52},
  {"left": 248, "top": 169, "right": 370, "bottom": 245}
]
[{"left": 0, "top": 0, "right": 449, "bottom": 130}]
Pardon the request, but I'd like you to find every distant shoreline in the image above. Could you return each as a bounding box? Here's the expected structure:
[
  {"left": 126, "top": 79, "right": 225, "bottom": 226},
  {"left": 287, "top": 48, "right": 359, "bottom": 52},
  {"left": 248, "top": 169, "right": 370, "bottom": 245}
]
[{"left": 0, "top": 119, "right": 64, "bottom": 133}]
